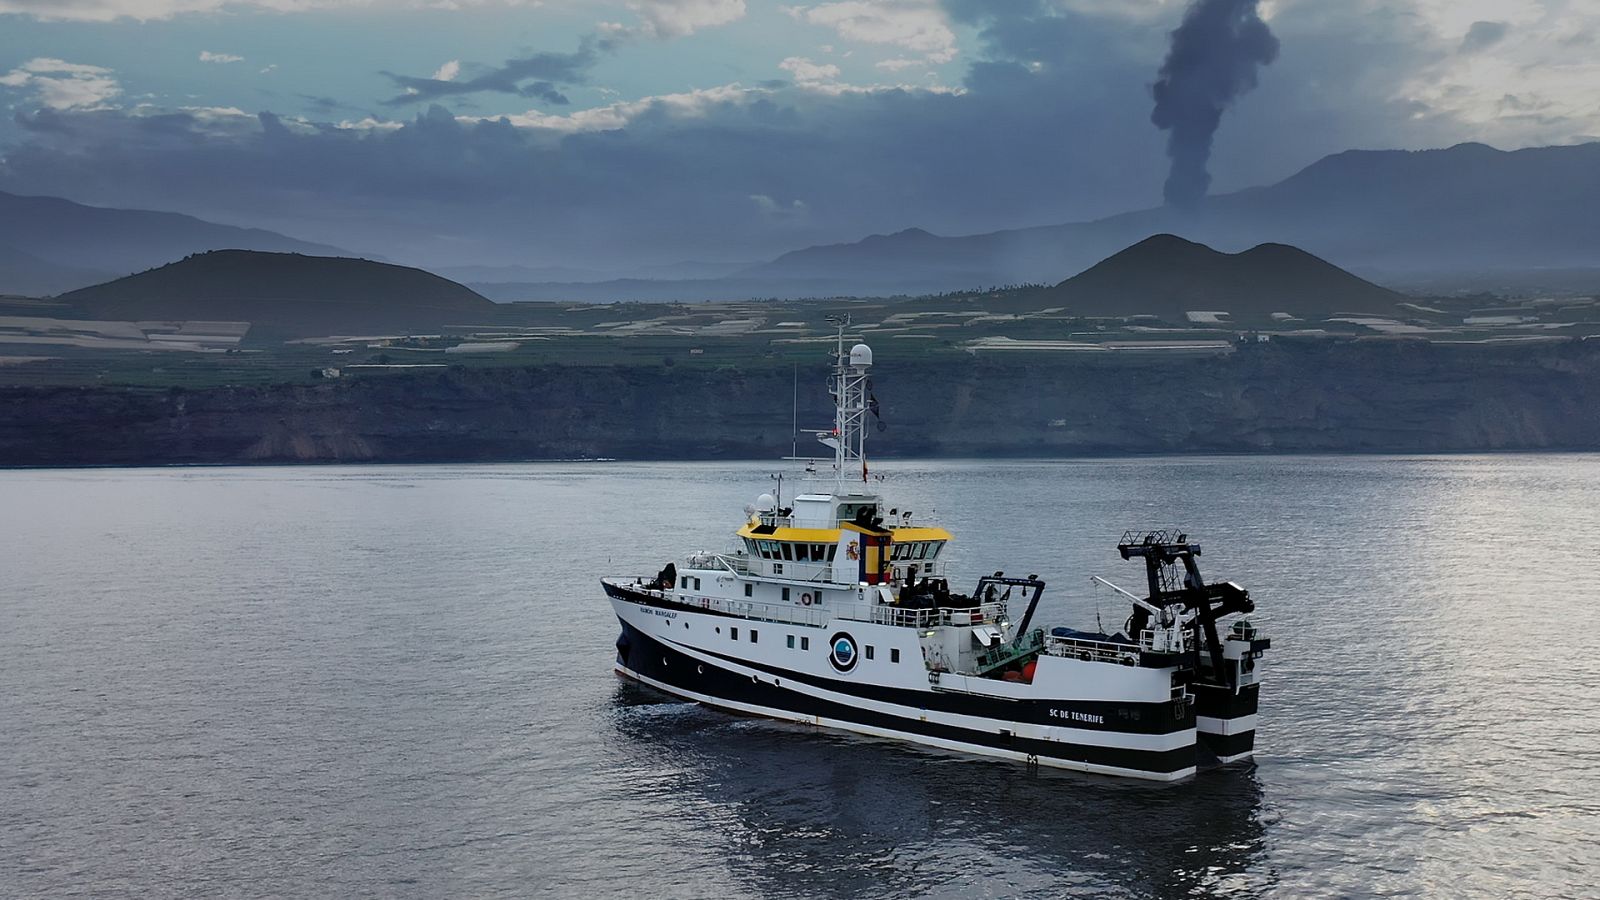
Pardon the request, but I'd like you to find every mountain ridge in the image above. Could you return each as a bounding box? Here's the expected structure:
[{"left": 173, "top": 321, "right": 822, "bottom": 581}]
[
  {"left": 474, "top": 141, "right": 1600, "bottom": 301},
  {"left": 0, "top": 191, "right": 353, "bottom": 296}
]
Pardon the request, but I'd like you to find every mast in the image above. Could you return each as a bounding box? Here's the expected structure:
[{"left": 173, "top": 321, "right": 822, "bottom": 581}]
[{"left": 825, "top": 314, "right": 872, "bottom": 486}]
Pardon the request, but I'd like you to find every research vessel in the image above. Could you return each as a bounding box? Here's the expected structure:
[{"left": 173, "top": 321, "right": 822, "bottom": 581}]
[{"left": 604, "top": 325, "right": 1269, "bottom": 781}]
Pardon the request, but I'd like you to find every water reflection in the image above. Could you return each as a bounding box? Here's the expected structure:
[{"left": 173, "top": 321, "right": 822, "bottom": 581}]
[{"left": 610, "top": 684, "right": 1271, "bottom": 899}]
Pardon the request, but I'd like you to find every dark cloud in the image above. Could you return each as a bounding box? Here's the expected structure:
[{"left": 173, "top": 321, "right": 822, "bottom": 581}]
[
  {"left": 380, "top": 36, "right": 613, "bottom": 107},
  {"left": 297, "top": 94, "right": 357, "bottom": 114},
  {"left": 1460, "top": 21, "right": 1510, "bottom": 54}
]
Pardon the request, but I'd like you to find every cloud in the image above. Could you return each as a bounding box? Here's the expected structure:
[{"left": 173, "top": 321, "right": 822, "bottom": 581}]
[
  {"left": 779, "top": 56, "right": 841, "bottom": 83},
  {"left": 750, "top": 193, "right": 808, "bottom": 220},
  {"left": 1460, "top": 20, "right": 1510, "bottom": 53},
  {"left": 456, "top": 82, "right": 755, "bottom": 132},
  {"left": 0, "top": 28, "right": 1171, "bottom": 269},
  {"left": 0, "top": 0, "right": 548, "bottom": 22},
  {"left": 199, "top": 51, "right": 245, "bottom": 64},
  {"left": 0, "top": 57, "right": 121, "bottom": 110},
  {"left": 380, "top": 36, "right": 613, "bottom": 106},
  {"left": 792, "top": 1, "right": 958, "bottom": 64},
  {"left": 626, "top": 0, "right": 747, "bottom": 38}
]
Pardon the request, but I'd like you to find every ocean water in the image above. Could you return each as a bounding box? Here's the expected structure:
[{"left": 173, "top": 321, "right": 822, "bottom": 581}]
[{"left": 3, "top": 456, "right": 1599, "bottom": 899}]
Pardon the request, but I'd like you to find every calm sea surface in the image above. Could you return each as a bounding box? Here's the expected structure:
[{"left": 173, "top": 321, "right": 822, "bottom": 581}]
[{"left": 4, "top": 457, "right": 1600, "bottom": 898}]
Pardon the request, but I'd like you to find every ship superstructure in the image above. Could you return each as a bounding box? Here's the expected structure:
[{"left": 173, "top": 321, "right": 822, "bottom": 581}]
[{"left": 603, "top": 325, "right": 1269, "bottom": 781}]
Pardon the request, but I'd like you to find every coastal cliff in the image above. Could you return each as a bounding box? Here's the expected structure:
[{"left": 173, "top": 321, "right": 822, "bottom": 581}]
[{"left": 3, "top": 339, "right": 1598, "bottom": 466}]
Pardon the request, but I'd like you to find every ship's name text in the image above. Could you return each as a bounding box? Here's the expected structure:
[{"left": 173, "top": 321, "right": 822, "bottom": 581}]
[{"left": 1049, "top": 709, "right": 1104, "bottom": 724}]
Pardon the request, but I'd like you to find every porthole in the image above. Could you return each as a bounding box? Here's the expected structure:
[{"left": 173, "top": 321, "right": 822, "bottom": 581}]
[
  {"left": 751, "top": 674, "right": 759, "bottom": 684},
  {"left": 662, "top": 657, "right": 668, "bottom": 667},
  {"left": 697, "top": 664, "right": 704, "bottom": 675}
]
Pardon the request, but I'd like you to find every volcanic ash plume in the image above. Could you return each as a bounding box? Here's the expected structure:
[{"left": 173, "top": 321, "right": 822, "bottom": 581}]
[{"left": 1151, "top": 0, "right": 1279, "bottom": 209}]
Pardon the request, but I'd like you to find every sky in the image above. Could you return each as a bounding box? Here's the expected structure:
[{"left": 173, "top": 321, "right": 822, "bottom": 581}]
[{"left": 1, "top": 0, "right": 1598, "bottom": 271}]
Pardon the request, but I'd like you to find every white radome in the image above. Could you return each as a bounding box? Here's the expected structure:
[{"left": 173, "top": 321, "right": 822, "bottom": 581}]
[{"left": 850, "top": 343, "right": 873, "bottom": 367}]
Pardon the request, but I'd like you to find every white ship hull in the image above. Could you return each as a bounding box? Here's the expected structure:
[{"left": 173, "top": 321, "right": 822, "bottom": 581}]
[{"left": 609, "top": 586, "right": 1258, "bottom": 782}]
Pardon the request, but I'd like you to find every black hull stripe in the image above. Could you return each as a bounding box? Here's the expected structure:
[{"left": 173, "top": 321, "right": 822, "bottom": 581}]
[
  {"left": 617, "top": 620, "right": 1199, "bottom": 776},
  {"left": 684, "top": 640, "right": 1194, "bottom": 736},
  {"left": 1198, "top": 729, "right": 1256, "bottom": 759},
  {"left": 1193, "top": 683, "right": 1260, "bottom": 719}
]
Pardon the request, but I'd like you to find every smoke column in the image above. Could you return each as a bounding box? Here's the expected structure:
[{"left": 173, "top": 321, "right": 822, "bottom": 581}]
[{"left": 1151, "top": 0, "right": 1279, "bottom": 209}]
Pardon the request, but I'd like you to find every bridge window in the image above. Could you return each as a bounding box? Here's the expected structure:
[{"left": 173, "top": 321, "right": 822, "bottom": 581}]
[
  {"left": 744, "top": 583, "right": 753, "bottom": 597},
  {"left": 680, "top": 576, "right": 689, "bottom": 588},
  {"left": 693, "top": 577, "right": 701, "bottom": 590},
  {"left": 780, "top": 543, "right": 794, "bottom": 561}
]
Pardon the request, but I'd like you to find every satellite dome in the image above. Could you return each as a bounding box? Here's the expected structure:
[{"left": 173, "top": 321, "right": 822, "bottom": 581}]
[
  {"left": 849, "top": 343, "right": 873, "bottom": 367},
  {"left": 757, "top": 492, "right": 776, "bottom": 509}
]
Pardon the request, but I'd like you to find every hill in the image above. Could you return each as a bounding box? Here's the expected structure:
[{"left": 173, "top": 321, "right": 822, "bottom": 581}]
[
  {"left": 716, "top": 142, "right": 1600, "bottom": 297},
  {"left": 1041, "top": 235, "right": 1403, "bottom": 320},
  {"left": 59, "top": 250, "right": 497, "bottom": 339},
  {"left": 0, "top": 191, "right": 350, "bottom": 294}
]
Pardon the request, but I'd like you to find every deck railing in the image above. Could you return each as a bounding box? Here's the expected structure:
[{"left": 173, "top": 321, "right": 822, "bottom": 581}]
[
  {"left": 665, "top": 589, "right": 832, "bottom": 628},
  {"left": 614, "top": 578, "right": 1004, "bottom": 632},
  {"left": 867, "top": 602, "right": 1008, "bottom": 630},
  {"left": 1044, "top": 628, "right": 1193, "bottom": 664},
  {"left": 1045, "top": 633, "right": 1139, "bottom": 664}
]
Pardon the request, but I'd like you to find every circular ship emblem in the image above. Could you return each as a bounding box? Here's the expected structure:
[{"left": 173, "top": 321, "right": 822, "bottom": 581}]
[{"left": 828, "top": 632, "right": 859, "bottom": 673}]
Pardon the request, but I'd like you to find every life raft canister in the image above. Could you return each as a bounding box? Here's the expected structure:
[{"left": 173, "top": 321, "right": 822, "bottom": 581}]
[{"left": 801, "top": 592, "right": 813, "bottom": 606}]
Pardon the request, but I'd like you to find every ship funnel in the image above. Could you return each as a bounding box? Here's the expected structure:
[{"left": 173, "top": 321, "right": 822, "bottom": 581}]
[{"left": 849, "top": 343, "right": 874, "bottom": 367}]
